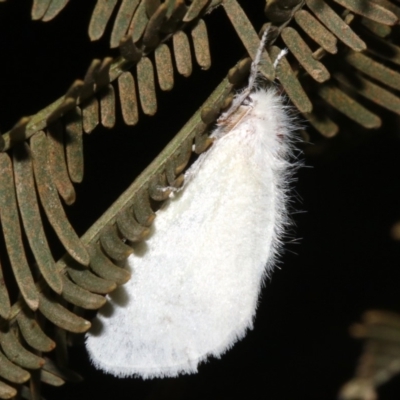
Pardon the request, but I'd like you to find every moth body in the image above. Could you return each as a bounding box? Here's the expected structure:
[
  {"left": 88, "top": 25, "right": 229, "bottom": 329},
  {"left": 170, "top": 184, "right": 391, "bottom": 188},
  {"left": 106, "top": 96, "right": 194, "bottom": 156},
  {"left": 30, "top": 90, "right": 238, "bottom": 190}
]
[{"left": 86, "top": 88, "right": 296, "bottom": 379}]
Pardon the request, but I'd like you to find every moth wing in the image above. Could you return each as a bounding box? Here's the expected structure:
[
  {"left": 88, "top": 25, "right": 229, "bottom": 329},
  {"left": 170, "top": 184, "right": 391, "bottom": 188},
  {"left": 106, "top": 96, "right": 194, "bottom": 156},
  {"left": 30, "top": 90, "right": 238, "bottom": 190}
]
[{"left": 86, "top": 91, "right": 286, "bottom": 379}]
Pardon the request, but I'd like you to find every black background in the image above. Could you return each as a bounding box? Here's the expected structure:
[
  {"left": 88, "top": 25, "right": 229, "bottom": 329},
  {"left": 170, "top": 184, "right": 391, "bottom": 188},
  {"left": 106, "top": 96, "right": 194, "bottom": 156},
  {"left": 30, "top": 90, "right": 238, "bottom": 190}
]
[{"left": 1, "top": 1, "right": 400, "bottom": 399}]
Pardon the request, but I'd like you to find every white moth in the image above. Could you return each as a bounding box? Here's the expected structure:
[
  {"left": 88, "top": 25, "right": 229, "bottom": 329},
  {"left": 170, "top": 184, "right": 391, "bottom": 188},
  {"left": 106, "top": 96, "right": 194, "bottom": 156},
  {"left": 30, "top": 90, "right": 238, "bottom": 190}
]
[{"left": 86, "top": 31, "right": 297, "bottom": 379}]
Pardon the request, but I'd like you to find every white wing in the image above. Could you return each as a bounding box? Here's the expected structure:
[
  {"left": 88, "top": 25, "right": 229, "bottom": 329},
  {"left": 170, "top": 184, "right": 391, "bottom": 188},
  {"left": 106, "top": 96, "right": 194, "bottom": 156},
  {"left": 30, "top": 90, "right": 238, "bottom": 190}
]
[{"left": 86, "top": 90, "right": 293, "bottom": 379}]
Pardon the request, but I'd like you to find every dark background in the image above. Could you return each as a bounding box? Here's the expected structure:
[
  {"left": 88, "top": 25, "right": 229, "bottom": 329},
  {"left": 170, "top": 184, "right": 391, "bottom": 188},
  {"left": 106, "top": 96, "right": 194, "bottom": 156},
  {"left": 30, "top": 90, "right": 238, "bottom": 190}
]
[{"left": 1, "top": 1, "right": 400, "bottom": 399}]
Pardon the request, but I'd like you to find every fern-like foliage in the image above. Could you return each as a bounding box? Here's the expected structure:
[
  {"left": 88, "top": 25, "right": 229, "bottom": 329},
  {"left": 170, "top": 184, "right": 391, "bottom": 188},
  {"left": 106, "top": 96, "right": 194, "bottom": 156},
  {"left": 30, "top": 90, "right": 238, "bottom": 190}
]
[{"left": 0, "top": 0, "right": 399, "bottom": 399}]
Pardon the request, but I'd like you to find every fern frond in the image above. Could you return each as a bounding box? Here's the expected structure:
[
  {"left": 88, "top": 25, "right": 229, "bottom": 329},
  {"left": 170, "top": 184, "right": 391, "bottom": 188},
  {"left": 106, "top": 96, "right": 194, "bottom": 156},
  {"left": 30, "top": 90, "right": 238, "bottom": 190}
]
[
  {"left": 340, "top": 310, "right": 400, "bottom": 400},
  {"left": 0, "top": 1, "right": 399, "bottom": 398}
]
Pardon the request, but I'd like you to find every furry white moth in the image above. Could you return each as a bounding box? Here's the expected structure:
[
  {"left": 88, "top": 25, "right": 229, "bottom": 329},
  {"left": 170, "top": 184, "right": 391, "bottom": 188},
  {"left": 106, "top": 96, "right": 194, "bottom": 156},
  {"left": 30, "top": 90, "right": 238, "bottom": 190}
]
[{"left": 86, "top": 31, "right": 296, "bottom": 379}]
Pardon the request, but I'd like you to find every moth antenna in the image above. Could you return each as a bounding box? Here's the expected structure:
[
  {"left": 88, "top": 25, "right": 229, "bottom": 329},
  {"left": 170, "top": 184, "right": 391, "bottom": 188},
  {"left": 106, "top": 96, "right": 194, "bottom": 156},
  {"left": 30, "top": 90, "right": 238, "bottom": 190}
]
[
  {"left": 273, "top": 48, "right": 288, "bottom": 69},
  {"left": 248, "top": 27, "right": 270, "bottom": 92},
  {"left": 219, "top": 28, "right": 271, "bottom": 124}
]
